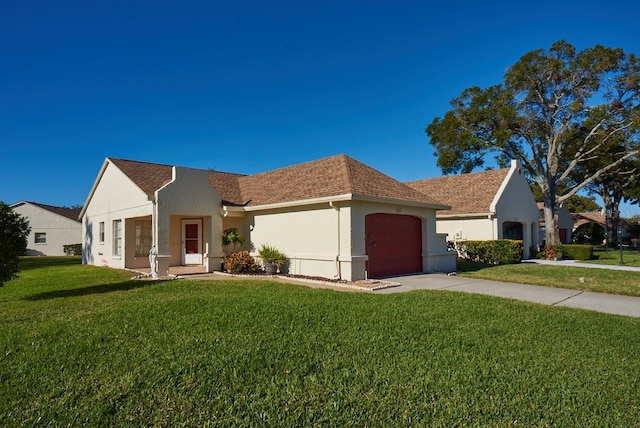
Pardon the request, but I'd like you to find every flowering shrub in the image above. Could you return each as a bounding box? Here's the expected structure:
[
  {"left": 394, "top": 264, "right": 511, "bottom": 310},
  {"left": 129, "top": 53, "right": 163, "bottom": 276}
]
[{"left": 224, "top": 251, "right": 260, "bottom": 273}]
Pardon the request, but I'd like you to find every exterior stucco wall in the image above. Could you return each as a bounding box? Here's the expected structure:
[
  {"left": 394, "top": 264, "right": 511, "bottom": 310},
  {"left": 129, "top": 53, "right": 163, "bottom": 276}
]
[
  {"left": 493, "top": 164, "right": 540, "bottom": 257},
  {"left": 437, "top": 161, "right": 540, "bottom": 259},
  {"left": 155, "top": 167, "right": 223, "bottom": 273},
  {"left": 558, "top": 205, "right": 573, "bottom": 243},
  {"left": 247, "top": 204, "right": 343, "bottom": 279},
  {"left": 222, "top": 216, "right": 250, "bottom": 255},
  {"left": 11, "top": 203, "right": 82, "bottom": 256},
  {"left": 82, "top": 163, "right": 153, "bottom": 269},
  {"left": 436, "top": 217, "right": 498, "bottom": 242},
  {"left": 247, "top": 200, "right": 455, "bottom": 281}
]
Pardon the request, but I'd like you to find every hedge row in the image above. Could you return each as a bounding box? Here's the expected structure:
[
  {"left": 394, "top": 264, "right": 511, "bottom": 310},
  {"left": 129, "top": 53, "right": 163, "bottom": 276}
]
[
  {"left": 553, "top": 244, "right": 595, "bottom": 260},
  {"left": 63, "top": 244, "right": 82, "bottom": 256},
  {"left": 455, "top": 240, "right": 523, "bottom": 265}
]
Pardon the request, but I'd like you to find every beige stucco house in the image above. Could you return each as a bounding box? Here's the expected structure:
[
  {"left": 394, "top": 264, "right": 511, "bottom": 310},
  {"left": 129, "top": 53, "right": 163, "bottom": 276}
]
[
  {"left": 10, "top": 201, "right": 82, "bottom": 256},
  {"left": 537, "top": 202, "right": 573, "bottom": 244},
  {"left": 80, "top": 155, "right": 456, "bottom": 280},
  {"left": 406, "top": 160, "right": 540, "bottom": 258}
]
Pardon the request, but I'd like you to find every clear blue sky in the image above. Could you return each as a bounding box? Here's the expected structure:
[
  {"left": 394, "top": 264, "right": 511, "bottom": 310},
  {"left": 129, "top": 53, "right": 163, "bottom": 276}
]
[{"left": 2, "top": 0, "right": 639, "bottom": 214}]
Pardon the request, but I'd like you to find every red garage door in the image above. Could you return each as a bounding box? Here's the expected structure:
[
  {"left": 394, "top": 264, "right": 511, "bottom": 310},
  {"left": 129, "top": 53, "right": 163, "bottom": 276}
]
[{"left": 365, "top": 213, "right": 422, "bottom": 278}]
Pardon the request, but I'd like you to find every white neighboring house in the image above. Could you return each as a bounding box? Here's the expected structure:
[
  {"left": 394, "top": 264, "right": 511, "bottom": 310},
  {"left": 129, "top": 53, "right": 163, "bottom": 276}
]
[
  {"left": 10, "top": 201, "right": 82, "bottom": 256},
  {"left": 80, "top": 155, "right": 457, "bottom": 280},
  {"left": 406, "top": 160, "right": 541, "bottom": 258}
]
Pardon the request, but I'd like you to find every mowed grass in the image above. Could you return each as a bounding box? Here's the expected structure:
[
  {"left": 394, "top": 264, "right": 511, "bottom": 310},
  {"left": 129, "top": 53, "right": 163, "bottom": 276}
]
[
  {"left": 459, "top": 260, "right": 640, "bottom": 297},
  {"left": 585, "top": 248, "right": 640, "bottom": 267},
  {"left": 2, "top": 258, "right": 640, "bottom": 426}
]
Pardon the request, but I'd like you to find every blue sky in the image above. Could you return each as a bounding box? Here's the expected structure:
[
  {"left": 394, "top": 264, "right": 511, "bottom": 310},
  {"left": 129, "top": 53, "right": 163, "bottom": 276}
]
[{"left": 2, "top": 0, "right": 639, "bottom": 214}]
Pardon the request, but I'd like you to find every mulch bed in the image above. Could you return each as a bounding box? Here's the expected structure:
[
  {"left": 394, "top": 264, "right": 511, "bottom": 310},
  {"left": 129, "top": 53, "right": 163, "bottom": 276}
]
[{"left": 214, "top": 271, "right": 400, "bottom": 291}]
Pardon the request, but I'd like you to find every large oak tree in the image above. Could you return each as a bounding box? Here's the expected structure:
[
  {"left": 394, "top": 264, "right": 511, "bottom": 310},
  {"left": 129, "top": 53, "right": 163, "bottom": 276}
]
[{"left": 426, "top": 40, "right": 640, "bottom": 245}]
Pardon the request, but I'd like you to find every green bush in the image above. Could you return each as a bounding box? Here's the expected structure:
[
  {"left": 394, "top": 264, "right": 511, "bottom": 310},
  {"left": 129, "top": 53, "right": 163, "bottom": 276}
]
[
  {"left": 554, "top": 244, "right": 595, "bottom": 260},
  {"left": 224, "top": 251, "right": 260, "bottom": 274},
  {"left": 456, "top": 240, "right": 523, "bottom": 265},
  {"left": 63, "top": 244, "right": 82, "bottom": 256}
]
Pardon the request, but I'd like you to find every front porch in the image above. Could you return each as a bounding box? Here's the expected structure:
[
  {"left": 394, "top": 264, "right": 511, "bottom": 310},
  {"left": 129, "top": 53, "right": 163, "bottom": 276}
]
[{"left": 123, "top": 213, "right": 223, "bottom": 275}]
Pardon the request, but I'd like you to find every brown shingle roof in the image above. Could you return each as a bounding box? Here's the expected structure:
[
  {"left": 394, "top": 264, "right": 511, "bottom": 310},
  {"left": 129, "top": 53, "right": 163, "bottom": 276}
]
[
  {"left": 406, "top": 168, "right": 510, "bottom": 215},
  {"left": 23, "top": 202, "right": 82, "bottom": 222},
  {"left": 208, "top": 170, "right": 246, "bottom": 206},
  {"left": 109, "top": 158, "right": 173, "bottom": 195},
  {"left": 238, "top": 154, "right": 446, "bottom": 207},
  {"left": 107, "top": 154, "right": 447, "bottom": 208}
]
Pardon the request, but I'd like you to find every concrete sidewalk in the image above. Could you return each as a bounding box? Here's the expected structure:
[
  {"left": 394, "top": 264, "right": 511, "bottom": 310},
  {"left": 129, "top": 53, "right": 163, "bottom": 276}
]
[{"left": 377, "top": 273, "right": 640, "bottom": 318}]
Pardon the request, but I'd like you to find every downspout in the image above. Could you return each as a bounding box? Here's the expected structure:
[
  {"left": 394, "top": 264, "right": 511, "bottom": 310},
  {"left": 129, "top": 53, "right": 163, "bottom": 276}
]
[
  {"left": 149, "top": 194, "right": 159, "bottom": 279},
  {"left": 329, "top": 201, "right": 341, "bottom": 279}
]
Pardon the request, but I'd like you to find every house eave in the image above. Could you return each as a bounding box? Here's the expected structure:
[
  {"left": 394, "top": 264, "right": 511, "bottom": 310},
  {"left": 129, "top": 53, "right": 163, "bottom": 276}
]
[
  {"left": 437, "top": 211, "right": 496, "bottom": 219},
  {"left": 240, "top": 193, "right": 451, "bottom": 212}
]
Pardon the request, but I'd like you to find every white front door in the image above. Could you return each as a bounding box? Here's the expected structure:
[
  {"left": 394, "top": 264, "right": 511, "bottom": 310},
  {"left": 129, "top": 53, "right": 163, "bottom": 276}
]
[{"left": 182, "top": 219, "right": 203, "bottom": 265}]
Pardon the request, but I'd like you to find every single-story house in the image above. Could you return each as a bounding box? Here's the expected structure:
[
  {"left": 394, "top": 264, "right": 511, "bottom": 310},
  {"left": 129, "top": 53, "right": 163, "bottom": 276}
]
[
  {"left": 10, "top": 201, "right": 82, "bottom": 256},
  {"left": 537, "top": 202, "right": 573, "bottom": 244},
  {"left": 405, "top": 160, "right": 540, "bottom": 258},
  {"left": 572, "top": 211, "right": 636, "bottom": 241},
  {"left": 80, "top": 154, "right": 456, "bottom": 280}
]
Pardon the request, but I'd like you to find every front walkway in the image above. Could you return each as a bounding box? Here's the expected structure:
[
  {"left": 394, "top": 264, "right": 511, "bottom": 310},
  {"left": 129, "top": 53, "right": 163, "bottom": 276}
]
[
  {"left": 379, "top": 269, "right": 640, "bottom": 318},
  {"left": 523, "top": 258, "right": 640, "bottom": 272}
]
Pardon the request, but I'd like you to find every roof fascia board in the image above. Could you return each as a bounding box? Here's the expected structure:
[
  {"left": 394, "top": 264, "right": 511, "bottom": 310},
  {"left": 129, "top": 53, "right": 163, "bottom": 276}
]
[
  {"left": 437, "top": 212, "right": 495, "bottom": 219},
  {"left": 490, "top": 160, "right": 517, "bottom": 213},
  {"left": 243, "top": 193, "right": 451, "bottom": 212},
  {"left": 351, "top": 194, "right": 451, "bottom": 210},
  {"left": 243, "top": 194, "right": 354, "bottom": 211},
  {"left": 79, "top": 158, "right": 111, "bottom": 220}
]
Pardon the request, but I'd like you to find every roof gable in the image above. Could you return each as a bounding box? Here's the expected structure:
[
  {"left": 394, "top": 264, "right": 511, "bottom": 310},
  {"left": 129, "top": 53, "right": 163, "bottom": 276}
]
[
  {"left": 406, "top": 168, "right": 510, "bottom": 215},
  {"left": 11, "top": 201, "right": 81, "bottom": 222},
  {"left": 237, "top": 154, "right": 447, "bottom": 207},
  {"left": 88, "top": 154, "right": 449, "bottom": 212},
  {"left": 108, "top": 158, "right": 173, "bottom": 195}
]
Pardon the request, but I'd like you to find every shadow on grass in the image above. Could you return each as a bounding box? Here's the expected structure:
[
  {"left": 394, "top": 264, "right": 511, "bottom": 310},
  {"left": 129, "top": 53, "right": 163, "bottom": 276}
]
[
  {"left": 23, "top": 280, "right": 159, "bottom": 301},
  {"left": 20, "top": 256, "right": 82, "bottom": 271},
  {"left": 456, "top": 259, "right": 493, "bottom": 273}
]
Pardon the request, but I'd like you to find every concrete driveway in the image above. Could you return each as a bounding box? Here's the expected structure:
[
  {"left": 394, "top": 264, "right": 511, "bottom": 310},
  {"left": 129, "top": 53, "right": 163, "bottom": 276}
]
[{"left": 377, "top": 273, "right": 640, "bottom": 318}]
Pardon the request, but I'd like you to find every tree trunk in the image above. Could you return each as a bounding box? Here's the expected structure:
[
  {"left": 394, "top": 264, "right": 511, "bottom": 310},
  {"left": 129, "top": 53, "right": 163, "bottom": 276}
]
[
  {"left": 601, "top": 187, "right": 623, "bottom": 247},
  {"left": 541, "top": 182, "right": 560, "bottom": 246}
]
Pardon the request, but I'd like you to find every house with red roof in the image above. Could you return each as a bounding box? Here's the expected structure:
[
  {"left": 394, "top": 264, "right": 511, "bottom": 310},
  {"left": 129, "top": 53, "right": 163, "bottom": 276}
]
[
  {"left": 10, "top": 201, "right": 82, "bottom": 256},
  {"left": 406, "top": 160, "right": 540, "bottom": 258},
  {"left": 79, "top": 155, "right": 456, "bottom": 280}
]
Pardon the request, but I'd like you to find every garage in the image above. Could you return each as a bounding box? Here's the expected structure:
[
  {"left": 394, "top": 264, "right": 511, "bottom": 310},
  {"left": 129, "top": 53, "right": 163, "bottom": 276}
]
[{"left": 365, "top": 213, "right": 423, "bottom": 278}]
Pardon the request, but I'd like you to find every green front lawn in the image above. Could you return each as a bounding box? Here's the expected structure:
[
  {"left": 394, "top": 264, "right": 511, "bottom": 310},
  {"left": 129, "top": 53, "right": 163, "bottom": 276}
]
[
  {"left": 1, "top": 257, "right": 640, "bottom": 426},
  {"left": 458, "top": 260, "right": 640, "bottom": 297},
  {"left": 585, "top": 248, "right": 640, "bottom": 267}
]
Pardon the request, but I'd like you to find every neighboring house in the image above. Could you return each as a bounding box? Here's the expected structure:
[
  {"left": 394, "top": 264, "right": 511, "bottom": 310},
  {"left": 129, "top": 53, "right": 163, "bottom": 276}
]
[
  {"left": 572, "top": 211, "right": 635, "bottom": 240},
  {"left": 406, "top": 160, "right": 540, "bottom": 258},
  {"left": 80, "top": 155, "right": 456, "bottom": 280},
  {"left": 10, "top": 201, "right": 82, "bottom": 256},
  {"left": 537, "top": 202, "right": 573, "bottom": 244}
]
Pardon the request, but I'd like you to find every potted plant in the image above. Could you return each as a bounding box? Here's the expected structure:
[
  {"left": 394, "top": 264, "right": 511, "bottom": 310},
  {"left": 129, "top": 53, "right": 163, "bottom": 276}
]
[{"left": 257, "top": 244, "right": 287, "bottom": 275}]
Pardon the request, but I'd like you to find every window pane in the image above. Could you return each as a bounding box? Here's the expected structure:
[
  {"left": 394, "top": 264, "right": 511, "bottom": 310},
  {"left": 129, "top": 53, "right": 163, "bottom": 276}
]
[
  {"left": 135, "top": 220, "right": 152, "bottom": 256},
  {"left": 35, "top": 233, "right": 46, "bottom": 244},
  {"left": 113, "top": 220, "right": 122, "bottom": 256}
]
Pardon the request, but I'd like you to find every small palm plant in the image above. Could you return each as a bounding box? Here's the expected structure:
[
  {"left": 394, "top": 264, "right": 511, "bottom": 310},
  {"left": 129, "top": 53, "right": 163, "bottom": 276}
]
[{"left": 257, "top": 244, "right": 287, "bottom": 274}]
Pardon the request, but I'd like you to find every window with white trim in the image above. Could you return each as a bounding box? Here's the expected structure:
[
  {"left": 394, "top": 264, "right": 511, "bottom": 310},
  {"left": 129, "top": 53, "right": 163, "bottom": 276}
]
[
  {"left": 35, "top": 233, "right": 47, "bottom": 244},
  {"left": 99, "top": 222, "right": 105, "bottom": 244},
  {"left": 113, "top": 220, "right": 122, "bottom": 257}
]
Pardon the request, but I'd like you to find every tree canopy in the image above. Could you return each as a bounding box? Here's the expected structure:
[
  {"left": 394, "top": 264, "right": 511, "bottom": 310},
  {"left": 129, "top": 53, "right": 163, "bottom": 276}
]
[
  {"left": 0, "top": 202, "right": 31, "bottom": 286},
  {"left": 426, "top": 40, "right": 640, "bottom": 244}
]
